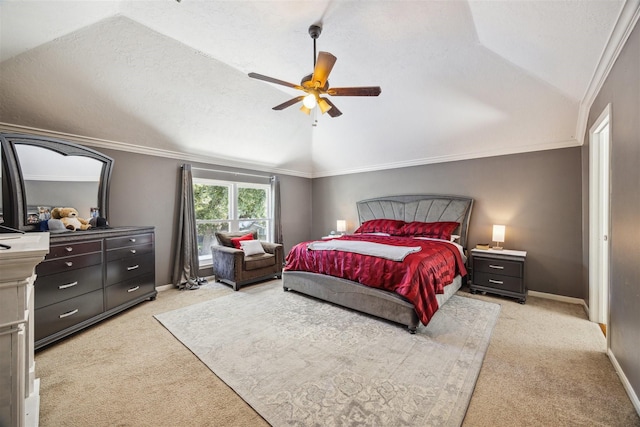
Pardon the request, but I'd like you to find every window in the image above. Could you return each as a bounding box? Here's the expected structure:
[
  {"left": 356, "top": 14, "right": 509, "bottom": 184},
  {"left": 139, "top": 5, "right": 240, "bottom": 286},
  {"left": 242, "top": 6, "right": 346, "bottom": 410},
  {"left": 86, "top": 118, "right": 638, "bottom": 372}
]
[{"left": 193, "top": 178, "right": 272, "bottom": 264}]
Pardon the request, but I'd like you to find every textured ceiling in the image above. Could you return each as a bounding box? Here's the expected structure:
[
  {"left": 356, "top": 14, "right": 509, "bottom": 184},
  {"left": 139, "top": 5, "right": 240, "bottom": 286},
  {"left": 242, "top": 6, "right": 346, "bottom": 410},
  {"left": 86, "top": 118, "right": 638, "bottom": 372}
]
[{"left": 0, "top": 0, "right": 630, "bottom": 177}]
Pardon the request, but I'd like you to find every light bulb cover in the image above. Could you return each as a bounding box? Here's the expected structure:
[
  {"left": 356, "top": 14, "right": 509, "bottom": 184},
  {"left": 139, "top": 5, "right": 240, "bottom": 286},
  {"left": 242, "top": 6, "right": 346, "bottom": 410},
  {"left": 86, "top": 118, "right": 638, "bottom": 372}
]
[
  {"left": 302, "top": 94, "right": 317, "bottom": 109},
  {"left": 318, "top": 98, "right": 332, "bottom": 114},
  {"left": 336, "top": 220, "right": 346, "bottom": 233}
]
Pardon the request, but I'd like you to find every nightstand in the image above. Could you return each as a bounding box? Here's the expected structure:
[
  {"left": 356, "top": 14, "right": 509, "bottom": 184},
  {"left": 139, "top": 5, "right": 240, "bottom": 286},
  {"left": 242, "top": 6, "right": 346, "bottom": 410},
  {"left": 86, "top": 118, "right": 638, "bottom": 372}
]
[{"left": 470, "top": 248, "right": 527, "bottom": 304}]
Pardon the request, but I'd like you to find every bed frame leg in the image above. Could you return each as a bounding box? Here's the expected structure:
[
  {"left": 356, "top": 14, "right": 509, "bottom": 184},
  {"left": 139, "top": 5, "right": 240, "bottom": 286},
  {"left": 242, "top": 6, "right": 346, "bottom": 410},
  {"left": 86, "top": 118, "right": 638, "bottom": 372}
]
[{"left": 408, "top": 326, "right": 417, "bottom": 334}]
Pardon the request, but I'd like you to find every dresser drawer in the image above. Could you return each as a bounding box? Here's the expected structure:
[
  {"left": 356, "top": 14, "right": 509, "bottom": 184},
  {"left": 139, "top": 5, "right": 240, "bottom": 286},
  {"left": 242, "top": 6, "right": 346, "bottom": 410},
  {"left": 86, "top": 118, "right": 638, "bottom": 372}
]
[
  {"left": 105, "top": 273, "right": 155, "bottom": 310},
  {"left": 34, "top": 265, "right": 103, "bottom": 309},
  {"left": 46, "top": 240, "right": 102, "bottom": 259},
  {"left": 107, "top": 242, "right": 154, "bottom": 262},
  {"left": 474, "top": 272, "right": 524, "bottom": 294},
  {"left": 36, "top": 252, "right": 103, "bottom": 276},
  {"left": 474, "top": 257, "right": 523, "bottom": 278},
  {"left": 106, "top": 253, "right": 154, "bottom": 286},
  {"left": 106, "top": 233, "right": 154, "bottom": 250},
  {"left": 34, "top": 289, "right": 104, "bottom": 341}
]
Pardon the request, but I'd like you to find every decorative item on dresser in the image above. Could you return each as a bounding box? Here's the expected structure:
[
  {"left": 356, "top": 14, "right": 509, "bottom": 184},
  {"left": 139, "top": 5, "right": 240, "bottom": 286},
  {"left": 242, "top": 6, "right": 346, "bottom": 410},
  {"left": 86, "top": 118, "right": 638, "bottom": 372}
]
[{"left": 470, "top": 248, "right": 527, "bottom": 303}]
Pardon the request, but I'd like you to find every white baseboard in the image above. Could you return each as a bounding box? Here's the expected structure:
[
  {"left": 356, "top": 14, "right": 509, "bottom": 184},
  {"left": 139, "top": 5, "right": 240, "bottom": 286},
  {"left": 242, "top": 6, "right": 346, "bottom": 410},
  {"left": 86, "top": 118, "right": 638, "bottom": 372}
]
[
  {"left": 528, "top": 290, "right": 590, "bottom": 317},
  {"left": 608, "top": 348, "right": 640, "bottom": 417}
]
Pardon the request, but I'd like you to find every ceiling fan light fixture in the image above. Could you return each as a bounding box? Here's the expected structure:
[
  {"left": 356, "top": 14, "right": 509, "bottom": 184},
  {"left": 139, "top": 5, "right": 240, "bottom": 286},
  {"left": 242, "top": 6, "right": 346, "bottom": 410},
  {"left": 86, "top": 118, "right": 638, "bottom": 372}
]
[
  {"left": 302, "top": 93, "right": 317, "bottom": 109},
  {"left": 300, "top": 104, "right": 312, "bottom": 115},
  {"left": 318, "top": 97, "right": 332, "bottom": 114}
]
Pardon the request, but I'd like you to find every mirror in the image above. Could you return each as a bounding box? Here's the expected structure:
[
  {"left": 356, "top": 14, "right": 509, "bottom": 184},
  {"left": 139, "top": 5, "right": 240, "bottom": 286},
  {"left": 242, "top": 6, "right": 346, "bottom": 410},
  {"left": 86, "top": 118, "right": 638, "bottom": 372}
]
[
  {"left": 16, "top": 144, "right": 104, "bottom": 224},
  {"left": 0, "top": 133, "right": 113, "bottom": 232}
]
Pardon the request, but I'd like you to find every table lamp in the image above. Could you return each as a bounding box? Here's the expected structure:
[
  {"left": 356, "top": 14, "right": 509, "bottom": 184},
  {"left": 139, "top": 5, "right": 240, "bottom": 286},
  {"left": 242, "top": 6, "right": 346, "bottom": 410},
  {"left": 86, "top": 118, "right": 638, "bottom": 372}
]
[{"left": 492, "top": 224, "right": 506, "bottom": 250}]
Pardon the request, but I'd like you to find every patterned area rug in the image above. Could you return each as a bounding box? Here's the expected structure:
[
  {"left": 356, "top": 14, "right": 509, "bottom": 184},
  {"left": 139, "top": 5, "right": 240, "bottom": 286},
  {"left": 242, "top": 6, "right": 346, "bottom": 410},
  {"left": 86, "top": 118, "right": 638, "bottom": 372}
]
[{"left": 155, "top": 282, "right": 500, "bottom": 426}]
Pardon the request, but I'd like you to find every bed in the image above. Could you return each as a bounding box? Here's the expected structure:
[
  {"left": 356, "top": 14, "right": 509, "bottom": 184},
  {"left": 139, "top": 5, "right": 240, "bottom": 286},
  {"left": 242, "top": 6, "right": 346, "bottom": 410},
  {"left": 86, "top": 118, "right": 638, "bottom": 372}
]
[{"left": 282, "top": 194, "right": 474, "bottom": 333}]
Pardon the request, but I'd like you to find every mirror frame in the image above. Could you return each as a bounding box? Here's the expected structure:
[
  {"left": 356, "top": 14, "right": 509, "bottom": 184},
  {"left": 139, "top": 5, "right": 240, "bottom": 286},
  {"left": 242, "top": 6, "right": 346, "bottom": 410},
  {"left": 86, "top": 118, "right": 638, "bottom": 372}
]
[{"left": 0, "top": 133, "right": 113, "bottom": 232}]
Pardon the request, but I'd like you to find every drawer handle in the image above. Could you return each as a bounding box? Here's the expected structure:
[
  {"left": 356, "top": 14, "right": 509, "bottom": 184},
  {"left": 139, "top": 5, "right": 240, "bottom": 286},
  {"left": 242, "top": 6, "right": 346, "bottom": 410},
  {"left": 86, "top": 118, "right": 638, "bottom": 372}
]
[
  {"left": 59, "top": 309, "right": 79, "bottom": 319},
  {"left": 489, "top": 264, "right": 504, "bottom": 270},
  {"left": 127, "top": 265, "right": 139, "bottom": 271},
  {"left": 65, "top": 247, "right": 73, "bottom": 252},
  {"left": 127, "top": 286, "right": 140, "bottom": 293},
  {"left": 130, "top": 249, "right": 137, "bottom": 254},
  {"left": 65, "top": 261, "right": 73, "bottom": 267},
  {"left": 129, "top": 238, "right": 136, "bottom": 243},
  {"left": 489, "top": 279, "right": 504, "bottom": 285},
  {"left": 58, "top": 281, "right": 78, "bottom": 290}
]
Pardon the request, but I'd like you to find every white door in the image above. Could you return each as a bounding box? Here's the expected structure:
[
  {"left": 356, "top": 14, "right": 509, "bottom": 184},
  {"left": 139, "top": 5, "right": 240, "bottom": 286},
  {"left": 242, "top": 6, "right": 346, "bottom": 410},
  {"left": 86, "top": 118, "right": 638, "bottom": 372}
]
[{"left": 588, "top": 104, "right": 611, "bottom": 330}]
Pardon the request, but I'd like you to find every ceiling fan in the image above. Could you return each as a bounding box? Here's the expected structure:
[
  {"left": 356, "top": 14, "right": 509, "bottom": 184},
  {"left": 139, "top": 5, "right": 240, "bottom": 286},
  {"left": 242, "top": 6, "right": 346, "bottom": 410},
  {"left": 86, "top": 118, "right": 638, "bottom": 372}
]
[{"left": 248, "top": 24, "right": 381, "bottom": 118}]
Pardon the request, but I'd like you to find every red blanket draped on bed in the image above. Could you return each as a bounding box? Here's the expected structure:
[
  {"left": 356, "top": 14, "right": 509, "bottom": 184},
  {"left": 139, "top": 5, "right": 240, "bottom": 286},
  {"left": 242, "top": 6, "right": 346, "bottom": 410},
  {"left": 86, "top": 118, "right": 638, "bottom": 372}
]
[{"left": 284, "top": 234, "right": 467, "bottom": 325}]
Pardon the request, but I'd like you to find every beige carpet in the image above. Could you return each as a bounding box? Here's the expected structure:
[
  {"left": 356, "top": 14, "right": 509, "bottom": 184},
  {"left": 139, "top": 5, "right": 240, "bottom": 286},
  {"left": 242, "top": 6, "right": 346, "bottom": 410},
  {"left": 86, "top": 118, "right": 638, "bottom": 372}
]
[
  {"left": 154, "top": 282, "right": 500, "bottom": 426},
  {"left": 35, "top": 279, "right": 640, "bottom": 426}
]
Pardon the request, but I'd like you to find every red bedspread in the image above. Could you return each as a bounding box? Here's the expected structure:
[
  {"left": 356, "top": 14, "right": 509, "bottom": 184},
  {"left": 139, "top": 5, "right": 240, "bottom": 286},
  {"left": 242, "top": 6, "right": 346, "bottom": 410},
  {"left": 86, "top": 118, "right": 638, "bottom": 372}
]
[{"left": 284, "top": 234, "right": 467, "bottom": 325}]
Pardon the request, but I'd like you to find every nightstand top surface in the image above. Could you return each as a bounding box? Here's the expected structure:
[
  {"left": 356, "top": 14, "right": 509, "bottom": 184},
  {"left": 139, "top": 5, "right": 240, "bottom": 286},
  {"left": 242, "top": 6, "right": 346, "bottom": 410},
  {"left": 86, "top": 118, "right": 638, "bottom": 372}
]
[{"left": 471, "top": 248, "right": 527, "bottom": 258}]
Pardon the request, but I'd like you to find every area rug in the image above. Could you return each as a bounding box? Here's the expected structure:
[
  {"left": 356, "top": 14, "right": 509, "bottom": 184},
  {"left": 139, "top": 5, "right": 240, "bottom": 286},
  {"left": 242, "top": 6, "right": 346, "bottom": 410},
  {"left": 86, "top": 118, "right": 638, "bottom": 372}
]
[{"left": 155, "top": 282, "right": 500, "bottom": 426}]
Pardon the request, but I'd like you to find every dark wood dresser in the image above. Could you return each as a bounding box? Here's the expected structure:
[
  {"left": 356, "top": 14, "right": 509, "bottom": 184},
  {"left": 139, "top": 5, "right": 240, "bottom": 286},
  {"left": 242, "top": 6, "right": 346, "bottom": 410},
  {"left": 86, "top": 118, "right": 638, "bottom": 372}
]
[{"left": 34, "top": 226, "right": 156, "bottom": 349}]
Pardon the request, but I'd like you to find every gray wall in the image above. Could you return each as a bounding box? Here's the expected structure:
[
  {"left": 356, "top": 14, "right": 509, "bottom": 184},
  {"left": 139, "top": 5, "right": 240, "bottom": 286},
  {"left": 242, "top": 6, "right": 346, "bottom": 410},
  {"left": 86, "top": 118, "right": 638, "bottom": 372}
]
[
  {"left": 98, "top": 147, "right": 312, "bottom": 286},
  {"left": 583, "top": 19, "right": 640, "bottom": 406},
  {"left": 312, "top": 147, "right": 583, "bottom": 297}
]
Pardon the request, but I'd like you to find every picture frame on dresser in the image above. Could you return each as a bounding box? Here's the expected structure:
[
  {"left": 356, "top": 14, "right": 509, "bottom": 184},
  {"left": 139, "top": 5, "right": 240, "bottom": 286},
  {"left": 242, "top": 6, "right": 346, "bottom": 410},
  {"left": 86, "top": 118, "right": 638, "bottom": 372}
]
[{"left": 0, "top": 133, "right": 157, "bottom": 349}]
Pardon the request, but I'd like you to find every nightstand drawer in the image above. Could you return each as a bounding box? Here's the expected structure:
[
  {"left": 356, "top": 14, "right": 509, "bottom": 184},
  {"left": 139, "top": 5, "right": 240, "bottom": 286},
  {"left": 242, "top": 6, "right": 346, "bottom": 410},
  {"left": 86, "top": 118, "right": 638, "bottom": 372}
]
[
  {"left": 474, "top": 272, "right": 524, "bottom": 294},
  {"left": 474, "top": 257, "right": 523, "bottom": 278}
]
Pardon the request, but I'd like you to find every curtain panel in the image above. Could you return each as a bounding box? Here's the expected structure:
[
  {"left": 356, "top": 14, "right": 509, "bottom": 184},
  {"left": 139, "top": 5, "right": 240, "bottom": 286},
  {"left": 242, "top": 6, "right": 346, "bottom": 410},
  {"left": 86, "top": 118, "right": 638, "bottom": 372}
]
[{"left": 172, "top": 164, "right": 203, "bottom": 290}]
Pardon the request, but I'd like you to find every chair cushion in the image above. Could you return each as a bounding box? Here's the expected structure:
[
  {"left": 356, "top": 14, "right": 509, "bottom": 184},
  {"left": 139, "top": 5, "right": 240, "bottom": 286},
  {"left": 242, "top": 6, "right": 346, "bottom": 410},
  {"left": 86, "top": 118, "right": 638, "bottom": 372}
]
[
  {"left": 240, "top": 239, "right": 266, "bottom": 255},
  {"left": 231, "top": 233, "right": 254, "bottom": 249},
  {"left": 244, "top": 253, "right": 276, "bottom": 271},
  {"left": 216, "top": 231, "right": 258, "bottom": 248}
]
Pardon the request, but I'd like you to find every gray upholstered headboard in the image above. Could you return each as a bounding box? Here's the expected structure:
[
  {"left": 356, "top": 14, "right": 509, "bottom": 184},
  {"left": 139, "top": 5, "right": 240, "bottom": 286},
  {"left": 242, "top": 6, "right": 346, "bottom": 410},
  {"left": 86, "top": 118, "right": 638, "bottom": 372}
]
[{"left": 356, "top": 194, "right": 474, "bottom": 249}]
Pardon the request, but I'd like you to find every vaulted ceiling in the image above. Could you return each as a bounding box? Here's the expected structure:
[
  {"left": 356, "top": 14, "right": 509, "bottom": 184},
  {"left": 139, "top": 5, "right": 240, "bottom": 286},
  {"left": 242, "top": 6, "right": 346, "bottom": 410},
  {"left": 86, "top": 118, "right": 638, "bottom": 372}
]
[{"left": 0, "top": 1, "right": 631, "bottom": 177}]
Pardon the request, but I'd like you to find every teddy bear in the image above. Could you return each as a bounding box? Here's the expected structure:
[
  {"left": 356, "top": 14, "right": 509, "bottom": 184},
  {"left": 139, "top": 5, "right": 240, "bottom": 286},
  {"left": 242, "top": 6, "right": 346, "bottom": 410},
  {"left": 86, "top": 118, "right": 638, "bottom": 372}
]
[{"left": 51, "top": 207, "right": 92, "bottom": 231}]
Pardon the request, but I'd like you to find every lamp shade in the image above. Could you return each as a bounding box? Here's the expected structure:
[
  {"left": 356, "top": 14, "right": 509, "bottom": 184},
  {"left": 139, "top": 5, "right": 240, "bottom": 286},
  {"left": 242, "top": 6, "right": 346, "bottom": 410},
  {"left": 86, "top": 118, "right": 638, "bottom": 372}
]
[
  {"left": 492, "top": 224, "right": 506, "bottom": 243},
  {"left": 336, "top": 220, "right": 347, "bottom": 233}
]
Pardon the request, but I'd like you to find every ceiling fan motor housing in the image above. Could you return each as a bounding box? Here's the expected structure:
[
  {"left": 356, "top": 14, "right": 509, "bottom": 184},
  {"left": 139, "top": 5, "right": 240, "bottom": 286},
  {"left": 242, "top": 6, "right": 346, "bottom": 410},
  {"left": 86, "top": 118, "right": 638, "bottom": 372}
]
[{"left": 308, "top": 24, "right": 322, "bottom": 39}]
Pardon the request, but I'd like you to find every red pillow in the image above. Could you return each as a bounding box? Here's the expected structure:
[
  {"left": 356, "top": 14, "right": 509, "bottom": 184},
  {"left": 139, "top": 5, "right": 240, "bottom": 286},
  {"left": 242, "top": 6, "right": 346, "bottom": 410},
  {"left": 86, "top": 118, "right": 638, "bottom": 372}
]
[
  {"left": 400, "top": 221, "right": 460, "bottom": 240},
  {"left": 354, "top": 219, "right": 406, "bottom": 235},
  {"left": 231, "top": 233, "right": 254, "bottom": 249}
]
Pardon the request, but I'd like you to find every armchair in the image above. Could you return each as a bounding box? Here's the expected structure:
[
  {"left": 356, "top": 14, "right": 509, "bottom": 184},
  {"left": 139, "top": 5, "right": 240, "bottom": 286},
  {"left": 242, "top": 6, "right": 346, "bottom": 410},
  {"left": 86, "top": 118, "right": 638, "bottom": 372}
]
[{"left": 211, "top": 231, "right": 283, "bottom": 291}]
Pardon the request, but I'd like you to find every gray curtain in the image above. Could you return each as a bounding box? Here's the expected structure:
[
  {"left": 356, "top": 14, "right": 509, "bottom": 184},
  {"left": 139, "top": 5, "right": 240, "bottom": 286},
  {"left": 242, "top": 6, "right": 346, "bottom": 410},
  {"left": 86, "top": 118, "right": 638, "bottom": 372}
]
[
  {"left": 271, "top": 175, "right": 283, "bottom": 244},
  {"left": 172, "top": 164, "right": 204, "bottom": 290}
]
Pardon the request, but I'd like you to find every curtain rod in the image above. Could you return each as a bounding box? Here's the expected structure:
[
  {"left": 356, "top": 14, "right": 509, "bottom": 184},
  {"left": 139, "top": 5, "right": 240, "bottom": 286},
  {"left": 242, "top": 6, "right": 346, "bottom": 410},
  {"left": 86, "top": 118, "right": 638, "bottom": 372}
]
[{"left": 189, "top": 166, "right": 273, "bottom": 180}]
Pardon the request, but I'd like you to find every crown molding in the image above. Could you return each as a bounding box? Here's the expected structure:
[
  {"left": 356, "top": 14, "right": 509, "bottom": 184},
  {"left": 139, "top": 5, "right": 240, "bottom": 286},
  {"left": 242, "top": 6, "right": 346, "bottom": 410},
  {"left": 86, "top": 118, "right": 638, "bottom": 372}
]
[
  {"left": 1, "top": 123, "right": 581, "bottom": 180},
  {"left": 311, "top": 138, "right": 581, "bottom": 178},
  {"left": 576, "top": 0, "right": 640, "bottom": 145},
  {"left": 0, "top": 122, "right": 312, "bottom": 179}
]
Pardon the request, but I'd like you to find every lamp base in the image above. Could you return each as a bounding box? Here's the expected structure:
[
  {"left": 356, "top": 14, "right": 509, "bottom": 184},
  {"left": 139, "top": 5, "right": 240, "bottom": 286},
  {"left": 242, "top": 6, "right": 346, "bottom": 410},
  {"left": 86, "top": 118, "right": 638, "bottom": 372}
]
[{"left": 492, "top": 245, "right": 503, "bottom": 251}]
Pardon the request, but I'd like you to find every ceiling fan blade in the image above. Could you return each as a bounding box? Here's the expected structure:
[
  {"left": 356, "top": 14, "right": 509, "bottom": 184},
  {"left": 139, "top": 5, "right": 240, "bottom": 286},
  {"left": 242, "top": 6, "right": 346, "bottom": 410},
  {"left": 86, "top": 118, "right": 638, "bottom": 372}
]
[
  {"left": 273, "top": 96, "right": 306, "bottom": 110},
  {"left": 248, "top": 72, "right": 303, "bottom": 90},
  {"left": 327, "top": 86, "right": 382, "bottom": 96},
  {"left": 323, "top": 98, "right": 342, "bottom": 117},
  {"left": 312, "top": 51, "right": 337, "bottom": 88}
]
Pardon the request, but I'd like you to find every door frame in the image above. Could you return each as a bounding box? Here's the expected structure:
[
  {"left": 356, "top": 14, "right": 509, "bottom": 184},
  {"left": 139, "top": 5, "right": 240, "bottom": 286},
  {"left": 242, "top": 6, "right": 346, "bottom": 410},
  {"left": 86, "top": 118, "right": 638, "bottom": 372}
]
[{"left": 588, "top": 103, "right": 611, "bottom": 337}]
